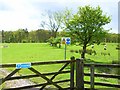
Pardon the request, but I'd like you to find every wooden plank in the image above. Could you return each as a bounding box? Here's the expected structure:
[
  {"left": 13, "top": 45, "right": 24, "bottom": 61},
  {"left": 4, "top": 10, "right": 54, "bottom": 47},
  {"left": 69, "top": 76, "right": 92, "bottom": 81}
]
[
  {"left": 0, "top": 60, "right": 76, "bottom": 68},
  {"left": 0, "top": 64, "right": 16, "bottom": 68},
  {"left": 3, "top": 71, "right": 70, "bottom": 81},
  {"left": 94, "top": 82, "right": 120, "bottom": 88},
  {"left": 84, "top": 63, "right": 120, "bottom": 68},
  {"left": 29, "top": 67, "right": 63, "bottom": 89},
  {"left": 70, "top": 56, "right": 75, "bottom": 90},
  {"left": 76, "top": 58, "right": 84, "bottom": 90},
  {"left": 40, "top": 62, "right": 69, "bottom": 90},
  {"left": 1, "top": 61, "right": 119, "bottom": 68},
  {"left": 90, "top": 65, "right": 94, "bottom": 90},
  {"left": 84, "top": 73, "right": 120, "bottom": 79},
  {"left": 76, "top": 58, "right": 81, "bottom": 90},
  {"left": 84, "top": 81, "right": 120, "bottom": 88},
  {"left": 32, "top": 60, "right": 75, "bottom": 66},
  {"left": 0, "top": 69, "right": 20, "bottom": 85}
]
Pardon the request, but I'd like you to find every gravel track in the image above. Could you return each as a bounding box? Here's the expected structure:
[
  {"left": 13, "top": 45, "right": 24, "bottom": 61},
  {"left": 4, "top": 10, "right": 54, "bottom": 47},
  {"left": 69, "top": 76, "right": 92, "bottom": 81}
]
[{"left": 0, "top": 69, "right": 40, "bottom": 90}]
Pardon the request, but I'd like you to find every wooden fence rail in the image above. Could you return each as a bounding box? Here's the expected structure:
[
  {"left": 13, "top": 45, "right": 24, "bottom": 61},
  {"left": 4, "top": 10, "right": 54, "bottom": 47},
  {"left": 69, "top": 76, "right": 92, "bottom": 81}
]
[
  {"left": 84, "top": 63, "right": 120, "bottom": 89},
  {"left": 0, "top": 57, "right": 120, "bottom": 90}
]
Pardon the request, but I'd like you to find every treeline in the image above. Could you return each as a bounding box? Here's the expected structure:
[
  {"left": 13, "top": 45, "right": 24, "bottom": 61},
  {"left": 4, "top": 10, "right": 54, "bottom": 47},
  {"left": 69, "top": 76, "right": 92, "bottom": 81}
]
[
  {"left": 106, "top": 33, "right": 120, "bottom": 43},
  {"left": 1, "top": 29, "right": 120, "bottom": 43},
  {"left": 1, "top": 29, "right": 51, "bottom": 43}
]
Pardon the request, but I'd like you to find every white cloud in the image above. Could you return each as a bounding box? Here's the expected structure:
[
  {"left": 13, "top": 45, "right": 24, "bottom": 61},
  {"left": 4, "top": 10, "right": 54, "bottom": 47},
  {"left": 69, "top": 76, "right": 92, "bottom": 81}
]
[
  {"left": 0, "top": 0, "right": 43, "bottom": 31},
  {"left": 0, "top": 0, "right": 119, "bottom": 33}
]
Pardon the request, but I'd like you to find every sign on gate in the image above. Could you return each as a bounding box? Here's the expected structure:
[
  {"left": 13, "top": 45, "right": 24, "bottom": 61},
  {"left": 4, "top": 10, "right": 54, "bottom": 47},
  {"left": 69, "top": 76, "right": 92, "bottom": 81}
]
[{"left": 16, "top": 63, "right": 31, "bottom": 69}]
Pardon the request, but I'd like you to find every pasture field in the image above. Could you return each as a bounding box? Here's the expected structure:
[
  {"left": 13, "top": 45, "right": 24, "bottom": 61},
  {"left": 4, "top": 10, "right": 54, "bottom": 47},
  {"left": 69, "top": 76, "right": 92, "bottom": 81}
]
[
  {"left": 1, "top": 43, "right": 119, "bottom": 88},
  {"left": 1, "top": 43, "right": 119, "bottom": 63}
]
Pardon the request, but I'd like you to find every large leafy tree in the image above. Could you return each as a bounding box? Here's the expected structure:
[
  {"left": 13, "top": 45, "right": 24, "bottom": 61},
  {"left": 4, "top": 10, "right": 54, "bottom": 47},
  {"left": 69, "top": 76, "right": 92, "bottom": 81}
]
[{"left": 64, "top": 6, "right": 111, "bottom": 58}]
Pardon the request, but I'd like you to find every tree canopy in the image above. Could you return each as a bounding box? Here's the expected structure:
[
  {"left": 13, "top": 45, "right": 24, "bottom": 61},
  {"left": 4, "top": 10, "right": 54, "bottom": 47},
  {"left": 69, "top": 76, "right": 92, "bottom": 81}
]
[{"left": 64, "top": 5, "right": 111, "bottom": 58}]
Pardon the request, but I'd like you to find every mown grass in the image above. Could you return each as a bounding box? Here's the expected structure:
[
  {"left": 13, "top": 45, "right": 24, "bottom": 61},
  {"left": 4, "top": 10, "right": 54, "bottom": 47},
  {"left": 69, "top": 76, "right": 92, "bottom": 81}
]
[
  {"left": 2, "top": 43, "right": 118, "bottom": 63},
  {"left": 1, "top": 43, "right": 119, "bottom": 89}
]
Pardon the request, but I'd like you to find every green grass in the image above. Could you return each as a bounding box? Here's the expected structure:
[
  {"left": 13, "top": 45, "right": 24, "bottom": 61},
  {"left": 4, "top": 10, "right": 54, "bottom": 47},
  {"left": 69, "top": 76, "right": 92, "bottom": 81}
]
[
  {"left": 2, "top": 43, "right": 65, "bottom": 63},
  {"left": 85, "top": 43, "right": 118, "bottom": 63},
  {"left": 2, "top": 43, "right": 118, "bottom": 63},
  {"left": 1, "top": 43, "right": 119, "bottom": 89}
]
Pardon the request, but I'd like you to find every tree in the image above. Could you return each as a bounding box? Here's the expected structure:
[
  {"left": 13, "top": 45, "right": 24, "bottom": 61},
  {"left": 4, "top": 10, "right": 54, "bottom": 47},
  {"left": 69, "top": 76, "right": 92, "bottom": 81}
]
[
  {"left": 35, "top": 29, "right": 51, "bottom": 43},
  {"left": 2, "top": 31, "right": 14, "bottom": 43},
  {"left": 12, "top": 29, "right": 28, "bottom": 43},
  {"left": 2, "top": 30, "right": 4, "bottom": 43},
  {"left": 28, "top": 30, "right": 36, "bottom": 43},
  {"left": 48, "top": 37, "right": 61, "bottom": 48},
  {"left": 41, "top": 10, "right": 63, "bottom": 38},
  {"left": 64, "top": 6, "right": 111, "bottom": 58}
]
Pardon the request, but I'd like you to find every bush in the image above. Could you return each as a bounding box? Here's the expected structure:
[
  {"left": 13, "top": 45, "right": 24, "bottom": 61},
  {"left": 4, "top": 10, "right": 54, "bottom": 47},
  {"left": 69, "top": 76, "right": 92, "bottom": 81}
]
[
  {"left": 116, "top": 45, "right": 120, "bottom": 50},
  {"left": 101, "top": 43, "right": 106, "bottom": 45},
  {"left": 69, "top": 49, "right": 97, "bottom": 55},
  {"left": 70, "top": 50, "right": 74, "bottom": 53},
  {"left": 22, "top": 40, "right": 27, "bottom": 43},
  {"left": 30, "top": 40, "right": 35, "bottom": 43},
  {"left": 75, "top": 50, "right": 79, "bottom": 53}
]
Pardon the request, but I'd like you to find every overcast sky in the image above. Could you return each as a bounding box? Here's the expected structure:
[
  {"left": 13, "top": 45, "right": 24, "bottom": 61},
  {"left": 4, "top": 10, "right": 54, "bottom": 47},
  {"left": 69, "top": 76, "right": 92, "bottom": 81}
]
[{"left": 0, "top": 0, "right": 119, "bottom": 33}]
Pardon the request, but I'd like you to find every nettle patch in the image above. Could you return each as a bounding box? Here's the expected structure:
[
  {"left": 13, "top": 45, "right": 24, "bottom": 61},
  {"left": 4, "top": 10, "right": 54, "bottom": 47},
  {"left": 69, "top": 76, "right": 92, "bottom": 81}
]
[
  {"left": 116, "top": 45, "right": 120, "bottom": 50},
  {"left": 70, "top": 49, "right": 97, "bottom": 55}
]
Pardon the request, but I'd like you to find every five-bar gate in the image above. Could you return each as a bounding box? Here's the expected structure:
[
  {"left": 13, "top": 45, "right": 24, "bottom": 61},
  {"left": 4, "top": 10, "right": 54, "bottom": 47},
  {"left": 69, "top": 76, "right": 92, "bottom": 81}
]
[{"left": 0, "top": 57, "right": 120, "bottom": 90}]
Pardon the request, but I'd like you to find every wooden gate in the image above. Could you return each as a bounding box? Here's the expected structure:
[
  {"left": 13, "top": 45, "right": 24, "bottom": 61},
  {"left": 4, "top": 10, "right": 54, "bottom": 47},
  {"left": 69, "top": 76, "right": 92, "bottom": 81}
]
[
  {"left": 1, "top": 57, "right": 119, "bottom": 90},
  {"left": 0, "top": 57, "right": 80, "bottom": 90}
]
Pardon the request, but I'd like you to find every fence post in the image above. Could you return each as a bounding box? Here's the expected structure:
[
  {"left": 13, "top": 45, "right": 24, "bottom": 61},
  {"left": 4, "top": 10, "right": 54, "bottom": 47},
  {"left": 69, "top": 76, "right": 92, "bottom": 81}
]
[
  {"left": 76, "top": 58, "right": 84, "bottom": 90},
  {"left": 90, "top": 64, "right": 94, "bottom": 90},
  {"left": 70, "top": 56, "right": 75, "bottom": 90}
]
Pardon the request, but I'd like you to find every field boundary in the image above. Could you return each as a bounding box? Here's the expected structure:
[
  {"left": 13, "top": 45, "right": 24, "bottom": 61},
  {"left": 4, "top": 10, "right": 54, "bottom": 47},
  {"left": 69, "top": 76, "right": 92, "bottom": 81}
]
[{"left": 0, "top": 57, "right": 120, "bottom": 90}]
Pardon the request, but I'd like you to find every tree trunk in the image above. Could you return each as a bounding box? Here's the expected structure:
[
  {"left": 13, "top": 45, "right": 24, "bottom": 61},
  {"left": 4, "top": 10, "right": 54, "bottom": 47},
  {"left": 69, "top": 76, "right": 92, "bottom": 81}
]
[
  {"left": 81, "top": 45, "right": 87, "bottom": 59},
  {"left": 58, "top": 43, "right": 61, "bottom": 48},
  {"left": 51, "top": 31, "right": 57, "bottom": 38}
]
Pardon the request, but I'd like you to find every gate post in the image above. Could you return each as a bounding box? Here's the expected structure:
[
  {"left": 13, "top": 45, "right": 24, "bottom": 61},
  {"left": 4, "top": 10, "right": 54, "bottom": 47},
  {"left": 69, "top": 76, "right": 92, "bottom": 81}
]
[
  {"left": 70, "top": 56, "right": 75, "bottom": 90},
  {"left": 76, "top": 58, "right": 84, "bottom": 90},
  {"left": 90, "top": 64, "right": 95, "bottom": 90}
]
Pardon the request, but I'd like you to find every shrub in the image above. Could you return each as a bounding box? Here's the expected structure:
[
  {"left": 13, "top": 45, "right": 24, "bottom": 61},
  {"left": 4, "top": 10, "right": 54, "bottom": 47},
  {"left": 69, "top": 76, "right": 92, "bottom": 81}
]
[
  {"left": 116, "top": 45, "right": 120, "bottom": 50},
  {"left": 22, "top": 40, "right": 27, "bottom": 43},
  {"left": 75, "top": 50, "right": 79, "bottom": 53},
  {"left": 70, "top": 50, "right": 74, "bottom": 53}
]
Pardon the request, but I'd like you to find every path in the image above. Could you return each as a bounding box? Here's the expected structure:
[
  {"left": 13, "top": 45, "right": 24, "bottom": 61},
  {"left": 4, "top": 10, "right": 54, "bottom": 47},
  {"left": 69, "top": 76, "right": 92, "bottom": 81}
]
[{"left": 0, "top": 69, "right": 40, "bottom": 90}]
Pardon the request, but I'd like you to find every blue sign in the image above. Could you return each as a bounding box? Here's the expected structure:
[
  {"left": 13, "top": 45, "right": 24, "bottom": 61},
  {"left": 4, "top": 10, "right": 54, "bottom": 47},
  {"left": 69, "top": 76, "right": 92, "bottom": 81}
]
[
  {"left": 16, "top": 63, "right": 31, "bottom": 69},
  {"left": 66, "top": 38, "right": 70, "bottom": 41},
  {"left": 66, "top": 38, "right": 71, "bottom": 45}
]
